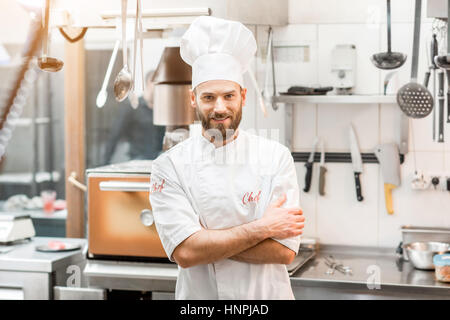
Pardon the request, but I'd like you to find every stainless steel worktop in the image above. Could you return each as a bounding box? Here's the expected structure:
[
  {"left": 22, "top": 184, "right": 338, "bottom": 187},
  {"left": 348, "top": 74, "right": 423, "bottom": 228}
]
[
  {"left": 0, "top": 237, "right": 87, "bottom": 299},
  {"left": 84, "top": 245, "right": 449, "bottom": 299},
  {"left": 290, "top": 245, "right": 450, "bottom": 290},
  {"left": 0, "top": 237, "right": 87, "bottom": 273}
]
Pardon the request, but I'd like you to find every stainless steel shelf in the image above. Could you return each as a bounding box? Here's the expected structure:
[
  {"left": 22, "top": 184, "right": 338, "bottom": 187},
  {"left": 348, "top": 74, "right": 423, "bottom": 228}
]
[
  {"left": 274, "top": 94, "right": 398, "bottom": 104},
  {"left": 9, "top": 117, "right": 51, "bottom": 127},
  {"left": 0, "top": 171, "right": 60, "bottom": 185}
]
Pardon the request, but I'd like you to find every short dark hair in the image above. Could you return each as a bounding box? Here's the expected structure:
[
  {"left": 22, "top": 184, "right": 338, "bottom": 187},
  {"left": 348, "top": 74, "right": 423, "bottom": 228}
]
[{"left": 145, "top": 70, "right": 155, "bottom": 84}]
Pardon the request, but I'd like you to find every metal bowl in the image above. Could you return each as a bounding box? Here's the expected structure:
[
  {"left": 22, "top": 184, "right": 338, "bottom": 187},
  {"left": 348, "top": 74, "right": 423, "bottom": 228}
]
[{"left": 404, "top": 242, "right": 450, "bottom": 270}]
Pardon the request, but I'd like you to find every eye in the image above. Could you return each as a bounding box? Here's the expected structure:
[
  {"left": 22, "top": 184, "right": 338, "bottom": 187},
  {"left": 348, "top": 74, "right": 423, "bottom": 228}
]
[
  {"left": 202, "top": 95, "right": 214, "bottom": 101},
  {"left": 225, "top": 94, "right": 234, "bottom": 99}
]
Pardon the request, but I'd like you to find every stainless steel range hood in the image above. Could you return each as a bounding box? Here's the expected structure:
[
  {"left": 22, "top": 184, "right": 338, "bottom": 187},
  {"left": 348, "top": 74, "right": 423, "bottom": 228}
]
[{"left": 152, "top": 46, "right": 195, "bottom": 126}]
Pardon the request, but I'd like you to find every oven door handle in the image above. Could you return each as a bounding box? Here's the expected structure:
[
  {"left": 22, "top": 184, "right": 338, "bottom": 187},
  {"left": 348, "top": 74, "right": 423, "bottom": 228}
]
[{"left": 99, "top": 181, "right": 151, "bottom": 192}]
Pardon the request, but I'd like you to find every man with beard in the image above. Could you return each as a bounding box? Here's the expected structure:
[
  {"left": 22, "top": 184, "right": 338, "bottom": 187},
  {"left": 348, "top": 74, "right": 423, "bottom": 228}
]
[{"left": 149, "top": 16, "right": 304, "bottom": 300}]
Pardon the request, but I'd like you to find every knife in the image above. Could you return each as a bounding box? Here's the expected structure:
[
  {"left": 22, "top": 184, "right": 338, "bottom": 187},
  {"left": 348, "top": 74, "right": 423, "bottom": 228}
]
[
  {"left": 349, "top": 125, "right": 363, "bottom": 201},
  {"left": 303, "top": 137, "right": 319, "bottom": 192},
  {"left": 374, "top": 143, "right": 401, "bottom": 214},
  {"left": 318, "top": 140, "right": 327, "bottom": 196}
]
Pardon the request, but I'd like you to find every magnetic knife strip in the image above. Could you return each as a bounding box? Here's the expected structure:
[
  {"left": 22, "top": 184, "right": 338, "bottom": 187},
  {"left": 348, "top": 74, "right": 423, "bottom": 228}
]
[{"left": 291, "top": 152, "right": 405, "bottom": 164}]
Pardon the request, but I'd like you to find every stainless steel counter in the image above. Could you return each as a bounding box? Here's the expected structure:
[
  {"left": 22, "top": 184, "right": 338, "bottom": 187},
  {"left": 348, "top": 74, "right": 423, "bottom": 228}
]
[
  {"left": 0, "top": 237, "right": 87, "bottom": 299},
  {"left": 289, "top": 245, "right": 450, "bottom": 299},
  {"left": 0, "top": 237, "right": 86, "bottom": 273},
  {"left": 83, "top": 244, "right": 449, "bottom": 299}
]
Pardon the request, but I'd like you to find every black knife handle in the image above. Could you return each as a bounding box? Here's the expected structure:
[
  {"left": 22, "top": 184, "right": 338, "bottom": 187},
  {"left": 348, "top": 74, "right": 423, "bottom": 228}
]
[
  {"left": 354, "top": 172, "right": 364, "bottom": 201},
  {"left": 303, "top": 162, "right": 313, "bottom": 192}
]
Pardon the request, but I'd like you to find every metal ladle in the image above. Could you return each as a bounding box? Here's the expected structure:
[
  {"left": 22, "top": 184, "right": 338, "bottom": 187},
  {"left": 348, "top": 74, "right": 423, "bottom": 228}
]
[
  {"left": 371, "top": 0, "right": 407, "bottom": 70},
  {"left": 434, "top": 0, "right": 450, "bottom": 71},
  {"left": 96, "top": 40, "right": 120, "bottom": 108},
  {"left": 37, "top": 0, "right": 64, "bottom": 72},
  {"left": 113, "top": 0, "right": 132, "bottom": 102},
  {"left": 434, "top": 0, "right": 450, "bottom": 125}
]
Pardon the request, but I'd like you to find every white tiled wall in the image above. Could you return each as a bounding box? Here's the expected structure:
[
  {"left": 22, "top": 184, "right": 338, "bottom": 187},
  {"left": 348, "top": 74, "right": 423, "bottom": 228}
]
[{"left": 252, "top": 0, "right": 450, "bottom": 248}]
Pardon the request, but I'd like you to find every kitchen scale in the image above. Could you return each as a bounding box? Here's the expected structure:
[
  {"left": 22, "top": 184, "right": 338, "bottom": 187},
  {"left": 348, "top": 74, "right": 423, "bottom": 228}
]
[{"left": 0, "top": 212, "right": 35, "bottom": 245}]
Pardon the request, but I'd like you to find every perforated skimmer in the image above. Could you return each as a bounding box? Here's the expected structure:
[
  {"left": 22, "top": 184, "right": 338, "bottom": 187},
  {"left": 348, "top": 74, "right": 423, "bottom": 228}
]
[{"left": 396, "top": 0, "right": 434, "bottom": 118}]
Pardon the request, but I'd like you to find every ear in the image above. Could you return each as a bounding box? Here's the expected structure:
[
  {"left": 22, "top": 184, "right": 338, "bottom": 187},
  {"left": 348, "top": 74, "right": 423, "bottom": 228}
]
[
  {"left": 190, "top": 89, "right": 197, "bottom": 109},
  {"left": 241, "top": 87, "right": 247, "bottom": 107}
]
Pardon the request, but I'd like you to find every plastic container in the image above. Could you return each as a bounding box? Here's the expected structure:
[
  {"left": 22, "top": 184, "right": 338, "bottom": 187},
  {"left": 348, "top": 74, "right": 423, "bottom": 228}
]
[{"left": 433, "top": 254, "right": 450, "bottom": 283}]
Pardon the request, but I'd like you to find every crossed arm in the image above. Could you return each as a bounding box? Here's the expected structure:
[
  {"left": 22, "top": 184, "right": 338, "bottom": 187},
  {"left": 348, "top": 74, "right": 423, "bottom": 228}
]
[
  {"left": 172, "top": 226, "right": 295, "bottom": 268},
  {"left": 172, "top": 194, "right": 304, "bottom": 269}
]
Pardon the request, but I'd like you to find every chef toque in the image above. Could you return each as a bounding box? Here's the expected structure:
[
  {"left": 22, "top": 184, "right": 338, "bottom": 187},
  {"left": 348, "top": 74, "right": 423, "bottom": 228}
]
[{"left": 180, "top": 16, "right": 257, "bottom": 89}]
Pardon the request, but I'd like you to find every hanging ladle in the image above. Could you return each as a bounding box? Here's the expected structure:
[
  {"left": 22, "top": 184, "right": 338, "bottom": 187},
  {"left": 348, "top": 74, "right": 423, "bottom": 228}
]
[
  {"left": 371, "top": 0, "right": 407, "bottom": 70},
  {"left": 434, "top": 0, "right": 450, "bottom": 70},
  {"left": 37, "top": 0, "right": 64, "bottom": 72},
  {"left": 113, "top": 0, "right": 133, "bottom": 102},
  {"left": 434, "top": 0, "right": 450, "bottom": 124},
  {"left": 96, "top": 40, "right": 120, "bottom": 108}
]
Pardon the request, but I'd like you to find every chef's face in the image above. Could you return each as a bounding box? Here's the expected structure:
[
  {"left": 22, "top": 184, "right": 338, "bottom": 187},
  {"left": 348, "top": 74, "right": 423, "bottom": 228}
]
[{"left": 191, "top": 80, "right": 247, "bottom": 142}]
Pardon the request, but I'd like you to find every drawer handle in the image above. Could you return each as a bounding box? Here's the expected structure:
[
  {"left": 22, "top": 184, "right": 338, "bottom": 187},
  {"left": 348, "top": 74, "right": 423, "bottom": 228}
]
[
  {"left": 99, "top": 181, "right": 151, "bottom": 192},
  {"left": 140, "top": 209, "right": 154, "bottom": 227},
  {"left": 68, "top": 172, "right": 87, "bottom": 192}
]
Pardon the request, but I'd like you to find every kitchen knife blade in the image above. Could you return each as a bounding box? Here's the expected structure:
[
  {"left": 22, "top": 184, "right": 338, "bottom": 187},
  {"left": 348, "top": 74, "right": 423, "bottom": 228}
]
[
  {"left": 303, "top": 137, "right": 319, "bottom": 192},
  {"left": 318, "top": 140, "right": 326, "bottom": 196},
  {"left": 399, "top": 114, "right": 409, "bottom": 156},
  {"left": 374, "top": 143, "right": 401, "bottom": 214},
  {"left": 349, "top": 125, "right": 363, "bottom": 201}
]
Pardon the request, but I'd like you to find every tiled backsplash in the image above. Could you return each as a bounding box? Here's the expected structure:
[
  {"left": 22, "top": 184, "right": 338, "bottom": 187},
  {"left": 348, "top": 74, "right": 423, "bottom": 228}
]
[{"left": 245, "top": 0, "right": 450, "bottom": 248}]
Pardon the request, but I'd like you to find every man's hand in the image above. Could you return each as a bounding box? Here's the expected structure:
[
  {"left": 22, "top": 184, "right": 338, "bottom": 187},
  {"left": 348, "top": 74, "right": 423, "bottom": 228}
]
[{"left": 257, "top": 193, "right": 305, "bottom": 239}]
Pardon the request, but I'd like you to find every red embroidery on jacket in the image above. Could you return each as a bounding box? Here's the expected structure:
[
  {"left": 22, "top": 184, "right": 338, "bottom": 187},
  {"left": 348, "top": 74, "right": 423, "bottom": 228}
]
[
  {"left": 242, "top": 190, "right": 262, "bottom": 205},
  {"left": 150, "top": 179, "right": 165, "bottom": 194}
]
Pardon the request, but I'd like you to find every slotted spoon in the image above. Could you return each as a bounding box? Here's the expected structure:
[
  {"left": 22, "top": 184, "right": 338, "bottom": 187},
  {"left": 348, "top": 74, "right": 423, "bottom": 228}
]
[{"left": 396, "top": 0, "right": 433, "bottom": 118}]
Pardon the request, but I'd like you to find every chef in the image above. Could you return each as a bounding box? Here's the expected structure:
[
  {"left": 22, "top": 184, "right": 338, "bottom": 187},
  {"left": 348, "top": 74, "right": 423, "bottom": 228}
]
[{"left": 149, "top": 16, "right": 304, "bottom": 300}]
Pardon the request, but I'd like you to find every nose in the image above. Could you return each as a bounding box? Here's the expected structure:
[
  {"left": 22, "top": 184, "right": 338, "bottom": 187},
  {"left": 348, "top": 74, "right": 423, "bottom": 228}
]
[{"left": 213, "top": 97, "right": 227, "bottom": 113}]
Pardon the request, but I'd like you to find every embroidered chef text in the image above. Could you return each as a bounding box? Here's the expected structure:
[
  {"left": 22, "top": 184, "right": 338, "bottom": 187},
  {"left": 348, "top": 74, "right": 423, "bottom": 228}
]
[
  {"left": 242, "top": 190, "right": 262, "bottom": 205},
  {"left": 150, "top": 178, "right": 165, "bottom": 194}
]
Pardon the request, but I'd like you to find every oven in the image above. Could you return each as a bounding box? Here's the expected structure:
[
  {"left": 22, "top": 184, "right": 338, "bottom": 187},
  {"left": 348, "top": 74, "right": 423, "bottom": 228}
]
[{"left": 86, "top": 160, "right": 169, "bottom": 262}]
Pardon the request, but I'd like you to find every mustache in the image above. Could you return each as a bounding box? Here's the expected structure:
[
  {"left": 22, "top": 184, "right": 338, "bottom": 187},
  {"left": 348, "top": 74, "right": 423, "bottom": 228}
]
[{"left": 208, "top": 111, "right": 233, "bottom": 121}]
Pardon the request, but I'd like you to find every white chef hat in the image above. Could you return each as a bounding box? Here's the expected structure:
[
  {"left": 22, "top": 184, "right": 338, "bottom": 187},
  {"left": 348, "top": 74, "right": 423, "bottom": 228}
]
[{"left": 180, "top": 16, "right": 257, "bottom": 89}]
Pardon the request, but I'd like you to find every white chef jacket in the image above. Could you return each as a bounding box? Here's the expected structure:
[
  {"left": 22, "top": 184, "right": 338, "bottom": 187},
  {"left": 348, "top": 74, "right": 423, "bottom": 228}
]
[{"left": 149, "top": 130, "right": 301, "bottom": 300}]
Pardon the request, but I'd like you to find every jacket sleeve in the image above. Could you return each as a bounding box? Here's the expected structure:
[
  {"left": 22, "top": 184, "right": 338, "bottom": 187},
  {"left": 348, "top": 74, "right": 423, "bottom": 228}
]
[
  {"left": 268, "top": 147, "right": 302, "bottom": 254},
  {"left": 149, "top": 160, "right": 202, "bottom": 262}
]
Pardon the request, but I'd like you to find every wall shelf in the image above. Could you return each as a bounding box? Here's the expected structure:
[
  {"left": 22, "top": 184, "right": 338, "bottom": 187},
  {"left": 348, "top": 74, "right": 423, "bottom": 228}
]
[{"left": 274, "top": 94, "right": 398, "bottom": 105}]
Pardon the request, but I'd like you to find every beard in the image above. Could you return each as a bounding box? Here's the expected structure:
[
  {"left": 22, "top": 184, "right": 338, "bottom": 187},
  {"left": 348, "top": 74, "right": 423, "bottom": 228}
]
[{"left": 197, "top": 100, "right": 243, "bottom": 143}]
